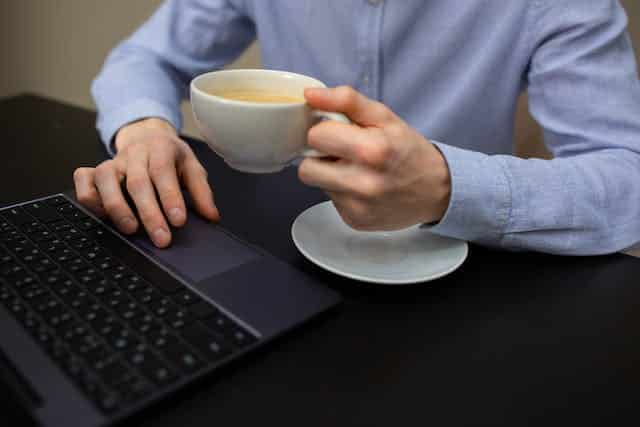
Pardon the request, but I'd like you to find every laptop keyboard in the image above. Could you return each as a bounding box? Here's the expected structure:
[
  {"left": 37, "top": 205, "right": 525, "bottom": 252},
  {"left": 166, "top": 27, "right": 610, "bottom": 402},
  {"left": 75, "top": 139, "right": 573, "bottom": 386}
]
[{"left": 0, "top": 195, "right": 257, "bottom": 415}]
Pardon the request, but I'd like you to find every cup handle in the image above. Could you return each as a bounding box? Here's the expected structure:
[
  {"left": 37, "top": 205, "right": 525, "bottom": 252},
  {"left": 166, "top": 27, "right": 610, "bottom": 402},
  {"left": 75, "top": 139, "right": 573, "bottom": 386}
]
[{"left": 299, "top": 110, "right": 351, "bottom": 158}]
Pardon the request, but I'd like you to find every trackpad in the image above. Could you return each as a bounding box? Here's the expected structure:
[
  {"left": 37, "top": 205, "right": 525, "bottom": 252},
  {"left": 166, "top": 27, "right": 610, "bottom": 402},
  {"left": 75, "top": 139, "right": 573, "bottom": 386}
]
[{"left": 128, "top": 214, "right": 262, "bottom": 283}]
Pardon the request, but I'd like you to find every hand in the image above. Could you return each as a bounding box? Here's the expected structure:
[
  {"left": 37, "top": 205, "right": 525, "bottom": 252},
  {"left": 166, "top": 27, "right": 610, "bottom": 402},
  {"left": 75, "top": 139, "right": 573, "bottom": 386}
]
[
  {"left": 73, "top": 118, "right": 220, "bottom": 248},
  {"left": 299, "top": 86, "right": 451, "bottom": 231}
]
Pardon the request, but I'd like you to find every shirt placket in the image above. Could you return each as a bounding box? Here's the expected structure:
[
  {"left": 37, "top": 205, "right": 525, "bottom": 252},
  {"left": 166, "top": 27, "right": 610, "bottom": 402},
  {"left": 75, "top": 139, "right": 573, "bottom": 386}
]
[{"left": 359, "top": 0, "right": 385, "bottom": 100}]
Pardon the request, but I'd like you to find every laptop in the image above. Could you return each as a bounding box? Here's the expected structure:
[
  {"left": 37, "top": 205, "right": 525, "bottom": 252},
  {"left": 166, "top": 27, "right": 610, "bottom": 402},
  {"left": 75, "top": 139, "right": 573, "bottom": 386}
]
[{"left": 0, "top": 192, "right": 341, "bottom": 427}]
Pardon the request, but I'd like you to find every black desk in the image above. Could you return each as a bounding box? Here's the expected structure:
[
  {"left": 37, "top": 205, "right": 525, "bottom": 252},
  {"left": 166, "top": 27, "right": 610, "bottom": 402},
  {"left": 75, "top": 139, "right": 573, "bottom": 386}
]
[{"left": 2, "top": 94, "right": 640, "bottom": 426}]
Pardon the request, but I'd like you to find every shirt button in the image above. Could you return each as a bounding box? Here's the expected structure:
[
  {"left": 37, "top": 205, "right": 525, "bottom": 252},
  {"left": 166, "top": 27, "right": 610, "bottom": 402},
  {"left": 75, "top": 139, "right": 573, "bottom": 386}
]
[
  {"left": 363, "top": 73, "right": 370, "bottom": 84},
  {"left": 367, "top": 0, "right": 383, "bottom": 5}
]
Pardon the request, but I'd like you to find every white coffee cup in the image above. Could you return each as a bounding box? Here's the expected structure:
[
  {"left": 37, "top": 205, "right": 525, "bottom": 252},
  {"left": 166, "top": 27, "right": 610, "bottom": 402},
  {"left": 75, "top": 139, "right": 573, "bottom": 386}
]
[{"left": 190, "top": 69, "right": 349, "bottom": 173}]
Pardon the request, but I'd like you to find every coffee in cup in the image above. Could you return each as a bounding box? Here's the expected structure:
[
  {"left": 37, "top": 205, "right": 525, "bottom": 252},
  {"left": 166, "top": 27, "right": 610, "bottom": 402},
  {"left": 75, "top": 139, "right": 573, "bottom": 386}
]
[{"left": 210, "top": 90, "right": 304, "bottom": 104}]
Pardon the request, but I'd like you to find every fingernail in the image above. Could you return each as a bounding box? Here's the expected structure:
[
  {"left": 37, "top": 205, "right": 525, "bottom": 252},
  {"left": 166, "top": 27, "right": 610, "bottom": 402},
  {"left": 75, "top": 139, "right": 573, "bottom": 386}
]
[
  {"left": 153, "top": 228, "right": 170, "bottom": 246},
  {"left": 119, "top": 216, "right": 136, "bottom": 231},
  {"left": 168, "top": 208, "right": 185, "bottom": 224}
]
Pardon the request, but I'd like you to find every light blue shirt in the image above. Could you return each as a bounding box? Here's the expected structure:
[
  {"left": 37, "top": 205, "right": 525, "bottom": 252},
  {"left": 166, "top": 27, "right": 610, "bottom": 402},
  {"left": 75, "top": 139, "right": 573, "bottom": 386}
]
[{"left": 92, "top": 0, "right": 640, "bottom": 255}]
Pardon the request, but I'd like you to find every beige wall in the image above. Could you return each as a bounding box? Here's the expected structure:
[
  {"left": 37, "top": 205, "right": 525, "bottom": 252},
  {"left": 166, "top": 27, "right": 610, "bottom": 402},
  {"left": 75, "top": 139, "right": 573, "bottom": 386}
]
[
  {"left": 1, "top": 0, "right": 639, "bottom": 150},
  {"left": 0, "top": 0, "right": 260, "bottom": 136}
]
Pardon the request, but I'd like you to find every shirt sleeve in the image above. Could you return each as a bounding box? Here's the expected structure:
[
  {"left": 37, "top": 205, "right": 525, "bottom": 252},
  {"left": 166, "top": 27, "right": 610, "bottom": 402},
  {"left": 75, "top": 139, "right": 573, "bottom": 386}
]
[
  {"left": 427, "top": 0, "right": 640, "bottom": 255},
  {"left": 91, "top": 0, "right": 255, "bottom": 151}
]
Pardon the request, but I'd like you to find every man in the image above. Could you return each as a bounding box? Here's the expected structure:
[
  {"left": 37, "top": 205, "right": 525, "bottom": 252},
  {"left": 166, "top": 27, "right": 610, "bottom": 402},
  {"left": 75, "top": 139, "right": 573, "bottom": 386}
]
[{"left": 74, "top": 0, "right": 640, "bottom": 255}]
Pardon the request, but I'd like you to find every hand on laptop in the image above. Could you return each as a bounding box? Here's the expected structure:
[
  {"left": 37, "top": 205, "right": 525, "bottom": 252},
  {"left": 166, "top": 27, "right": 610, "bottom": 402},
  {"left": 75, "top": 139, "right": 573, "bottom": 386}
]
[
  {"left": 73, "top": 118, "right": 220, "bottom": 248},
  {"left": 298, "top": 86, "right": 451, "bottom": 230}
]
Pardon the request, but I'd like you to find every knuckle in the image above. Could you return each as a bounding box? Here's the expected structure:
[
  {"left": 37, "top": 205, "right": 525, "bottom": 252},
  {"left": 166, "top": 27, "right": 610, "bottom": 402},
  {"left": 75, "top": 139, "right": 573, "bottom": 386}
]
[
  {"left": 337, "top": 85, "right": 358, "bottom": 106},
  {"left": 148, "top": 159, "right": 174, "bottom": 179},
  {"left": 120, "top": 141, "right": 145, "bottom": 158},
  {"left": 362, "top": 135, "right": 393, "bottom": 168},
  {"left": 356, "top": 175, "right": 385, "bottom": 199},
  {"left": 373, "top": 101, "right": 393, "bottom": 121},
  {"left": 73, "top": 167, "right": 92, "bottom": 183},
  {"left": 385, "top": 122, "right": 406, "bottom": 141},
  {"left": 183, "top": 158, "right": 208, "bottom": 179},
  {"left": 126, "top": 176, "right": 149, "bottom": 194},
  {"left": 160, "top": 187, "right": 182, "bottom": 204},
  {"left": 94, "top": 161, "right": 114, "bottom": 179}
]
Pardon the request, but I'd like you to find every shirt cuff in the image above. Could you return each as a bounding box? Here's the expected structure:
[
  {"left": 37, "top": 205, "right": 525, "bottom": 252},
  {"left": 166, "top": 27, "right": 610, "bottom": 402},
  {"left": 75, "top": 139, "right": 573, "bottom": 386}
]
[
  {"left": 96, "top": 98, "right": 182, "bottom": 156},
  {"left": 424, "top": 142, "right": 512, "bottom": 245}
]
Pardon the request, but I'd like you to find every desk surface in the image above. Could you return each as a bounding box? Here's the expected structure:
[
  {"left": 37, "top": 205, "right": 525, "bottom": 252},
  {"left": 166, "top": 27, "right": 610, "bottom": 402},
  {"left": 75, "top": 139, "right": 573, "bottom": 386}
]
[{"left": 2, "top": 94, "right": 640, "bottom": 426}]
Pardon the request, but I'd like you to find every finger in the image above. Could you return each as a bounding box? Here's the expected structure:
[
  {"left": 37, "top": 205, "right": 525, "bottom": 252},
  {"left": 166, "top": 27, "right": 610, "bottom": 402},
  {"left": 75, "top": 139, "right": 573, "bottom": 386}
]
[
  {"left": 125, "top": 149, "right": 172, "bottom": 248},
  {"left": 179, "top": 152, "right": 220, "bottom": 222},
  {"left": 148, "top": 146, "right": 187, "bottom": 227},
  {"left": 308, "top": 120, "right": 373, "bottom": 162},
  {"left": 304, "top": 86, "right": 395, "bottom": 127},
  {"left": 93, "top": 160, "right": 139, "bottom": 234},
  {"left": 298, "top": 157, "right": 354, "bottom": 193},
  {"left": 73, "top": 167, "right": 106, "bottom": 217}
]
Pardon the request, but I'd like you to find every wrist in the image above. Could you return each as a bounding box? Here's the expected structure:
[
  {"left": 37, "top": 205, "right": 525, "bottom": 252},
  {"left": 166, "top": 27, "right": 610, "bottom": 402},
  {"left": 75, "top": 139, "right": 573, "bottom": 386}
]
[{"left": 114, "top": 118, "right": 177, "bottom": 152}]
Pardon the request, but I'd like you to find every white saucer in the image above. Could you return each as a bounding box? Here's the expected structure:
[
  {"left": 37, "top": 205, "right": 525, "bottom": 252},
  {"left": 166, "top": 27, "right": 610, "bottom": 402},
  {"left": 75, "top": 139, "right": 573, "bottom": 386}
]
[{"left": 291, "top": 201, "right": 469, "bottom": 285}]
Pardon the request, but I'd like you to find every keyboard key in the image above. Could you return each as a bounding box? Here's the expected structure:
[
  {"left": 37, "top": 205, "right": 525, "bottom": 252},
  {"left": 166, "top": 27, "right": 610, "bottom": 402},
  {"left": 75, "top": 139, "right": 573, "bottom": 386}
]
[
  {"left": 148, "top": 328, "right": 177, "bottom": 349},
  {"left": 130, "top": 314, "right": 162, "bottom": 335},
  {"left": 87, "top": 280, "right": 118, "bottom": 297},
  {"left": 130, "top": 351, "right": 177, "bottom": 386},
  {"left": 149, "top": 298, "right": 177, "bottom": 318},
  {"left": 32, "top": 258, "right": 57, "bottom": 274},
  {"left": 172, "top": 289, "right": 200, "bottom": 306},
  {"left": 182, "top": 323, "right": 232, "bottom": 362},
  {"left": 19, "top": 221, "right": 45, "bottom": 234},
  {"left": 203, "top": 313, "right": 257, "bottom": 349},
  {"left": 31, "top": 230, "right": 56, "bottom": 242},
  {"left": 1, "top": 261, "right": 25, "bottom": 277},
  {"left": 105, "top": 328, "right": 141, "bottom": 353},
  {"left": 64, "top": 257, "right": 91, "bottom": 273},
  {"left": 113, "top": 375, "right": 151, "bottom": 404},
  {"left": 81, "top": 343, "right": 113, "bottom": 368},
  {"left": 159, "top": 341, "right": 203, "bottom": 374},
  {"left": 76, "top": 219, "right": 97, "bottom": 231},
  {"left": 95, "top": 357, "right": 132, "bottom": 388},
  {"left": 46, "top": 311, "right": 75, "bottom": 331},
  {"left": 46, "top": 195, "right": 69, "bottom": 206},
  {"left": 24, "top": 202, "right": 61, "bottom": 223},
  {"left": 76, "top": 302, "right": 109, "bottom": 323},
  {"left": 6, "top": 272, "right": 36, "bottom": 289},
  {"left": 2, "top": 206, "right": 33, "bottom": 226},
  {"left": 49, "top": 220, "right": 73, "bottom": 233},
  {"left": 132, "top": 286, "right": 162, "bottom": 304},
  {"left": 0, "top": 252, "right": 13, "bottom": 264},
  {"left": 41, "top": 239, "right": 68, "bottom": 253},
  {"left": 115, "top": 301, "right": 147, "bottom": 322},
  {"left": 92, "top": 315, "right": 119, "bottom": 336},
  {"left": 166, "top": 308, "right": 195, "bottom": 330},
  {"left": 188, "top": 301, "right": 217, "bottom": 319},
  {"left": 93, "top": 387, "right": 121, "bottom": 413},
  {"left": 19, "top": 284, "right": 47, "bottom": 300},
  {"left": 0, "top": 285, "right": 13, "bottom": 302}
]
